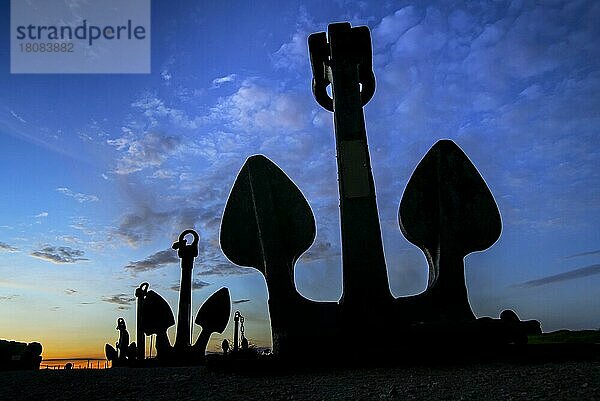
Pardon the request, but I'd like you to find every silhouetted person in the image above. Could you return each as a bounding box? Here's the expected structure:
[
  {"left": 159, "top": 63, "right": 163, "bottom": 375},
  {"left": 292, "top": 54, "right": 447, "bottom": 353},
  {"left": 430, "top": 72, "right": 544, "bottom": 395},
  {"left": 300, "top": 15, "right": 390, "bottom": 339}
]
[
  {"left": 128, "top": 342, "right": 137, "bottom": 362},
  {"left": 116, "top": 318, "right": 130, "bottom": 362},
  {"left": 222, "top": 339, "right": 229, "bottom": 355}
]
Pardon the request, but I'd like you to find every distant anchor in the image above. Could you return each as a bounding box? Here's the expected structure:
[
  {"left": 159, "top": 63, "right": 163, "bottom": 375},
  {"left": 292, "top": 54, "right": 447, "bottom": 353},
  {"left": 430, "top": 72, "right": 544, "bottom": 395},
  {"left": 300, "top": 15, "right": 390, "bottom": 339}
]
[
  {"left": 172, "top": 229, "right": 199, "bottom": 353},
  {"left": 220, "top": 22, "right": 541, "bottom": 360},
  {"left": 106, "top": 229, "right": 231, "bottom": 366}
]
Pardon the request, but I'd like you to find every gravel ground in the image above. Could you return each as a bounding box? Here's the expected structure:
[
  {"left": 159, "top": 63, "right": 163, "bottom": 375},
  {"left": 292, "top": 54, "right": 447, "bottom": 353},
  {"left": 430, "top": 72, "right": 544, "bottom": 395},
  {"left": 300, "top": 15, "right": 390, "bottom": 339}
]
[{"left": 1, "top": 362, "right": 598, "bottom": 401}]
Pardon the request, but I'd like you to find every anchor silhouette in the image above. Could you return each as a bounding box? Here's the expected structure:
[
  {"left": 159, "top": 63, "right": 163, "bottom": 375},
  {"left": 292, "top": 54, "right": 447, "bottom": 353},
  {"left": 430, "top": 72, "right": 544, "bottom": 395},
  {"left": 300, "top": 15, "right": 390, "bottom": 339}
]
[
  {"left": 107, "top": 230, "right": 231, "bottom": 366},
  {"left": 220, "top": 23, "right": 540, "bottom": 360}
]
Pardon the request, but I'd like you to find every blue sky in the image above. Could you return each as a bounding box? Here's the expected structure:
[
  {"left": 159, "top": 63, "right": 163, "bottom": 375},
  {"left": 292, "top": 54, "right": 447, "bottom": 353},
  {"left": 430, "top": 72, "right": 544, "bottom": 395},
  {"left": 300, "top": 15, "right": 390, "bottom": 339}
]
[{"left": 0, "top": 0, "right": 599, "bottom": 357}]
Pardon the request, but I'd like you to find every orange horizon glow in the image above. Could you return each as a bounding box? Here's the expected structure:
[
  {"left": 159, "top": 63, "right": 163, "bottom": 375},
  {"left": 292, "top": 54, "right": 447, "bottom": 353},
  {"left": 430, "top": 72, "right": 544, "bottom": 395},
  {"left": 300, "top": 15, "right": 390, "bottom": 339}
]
[{"left": 24, "top": 330, "right": 272, "bottom": 361}]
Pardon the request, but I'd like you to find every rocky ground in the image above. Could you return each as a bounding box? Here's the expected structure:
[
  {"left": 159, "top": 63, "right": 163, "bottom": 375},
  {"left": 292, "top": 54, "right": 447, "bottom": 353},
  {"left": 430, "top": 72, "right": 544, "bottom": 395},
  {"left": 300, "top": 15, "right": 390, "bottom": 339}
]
[{"left": 1, "top": 361, "right": 598, "bottom": 401}]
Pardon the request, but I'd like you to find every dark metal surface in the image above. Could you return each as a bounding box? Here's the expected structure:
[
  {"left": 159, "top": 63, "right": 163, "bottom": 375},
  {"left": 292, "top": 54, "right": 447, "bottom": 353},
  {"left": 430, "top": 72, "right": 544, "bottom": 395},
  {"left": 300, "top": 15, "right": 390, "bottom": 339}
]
[
  {"left": 316, "top": 23, "right": 391, "bottom": 309},
  {"left": 399, "top": 139, "right": 502, "bottom": 321},
  {"left": 134, "top": 282, "right": 148, "bottom": 361},
  {"left": 194, "top": 287, "right": 231, "bottom": 356},
  {"left": 220, "top": 155, "right": 339, "bottom": 357},
  {"left": 139, "top": 288, "right": 175, "bottom": 362},
  {"left": 102, "top": 22, "right": 541, "bottom": 365},
  {"left": 172, "top": 229, "right": 199, "bottom": 351},
  {"left": 111, "top": 230, "right": 232, "bottom": 366},
  {"left": 219, "top": 22, "right": 541, "bottom": 360}
]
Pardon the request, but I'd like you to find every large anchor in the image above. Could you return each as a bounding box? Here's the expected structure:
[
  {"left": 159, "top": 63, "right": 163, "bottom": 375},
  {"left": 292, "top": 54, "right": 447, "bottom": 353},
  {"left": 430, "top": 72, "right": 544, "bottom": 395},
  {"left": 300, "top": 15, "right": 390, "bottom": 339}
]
[{"left": 220, "top": 22, "right": 540, "bottom": 360}]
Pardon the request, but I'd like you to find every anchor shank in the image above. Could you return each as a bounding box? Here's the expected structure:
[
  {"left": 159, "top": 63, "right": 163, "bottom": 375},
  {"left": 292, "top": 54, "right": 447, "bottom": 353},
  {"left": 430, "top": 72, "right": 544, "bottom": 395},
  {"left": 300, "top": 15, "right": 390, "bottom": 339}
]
[
  {"left": 428, "top": 245, "right": 475, "bottom": 322},
  {"left": 328, "top": 23, "right": 391, "bottom": 306},
  {"left": 134, "top": 283, "right": 147, "bottom": 361},
  {"left": 175, "top": 256, "right": 193, "bottom": 350},
  {"left": 136, "top": 302, "right": 144, "bottom": 360}
]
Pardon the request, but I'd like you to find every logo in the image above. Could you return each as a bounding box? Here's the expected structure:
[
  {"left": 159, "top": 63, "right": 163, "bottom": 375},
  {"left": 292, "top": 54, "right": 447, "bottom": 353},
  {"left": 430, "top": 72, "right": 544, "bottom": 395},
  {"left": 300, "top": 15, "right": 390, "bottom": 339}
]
[{"left": 11, "top": 0, "right": 151, "bottom": 74}]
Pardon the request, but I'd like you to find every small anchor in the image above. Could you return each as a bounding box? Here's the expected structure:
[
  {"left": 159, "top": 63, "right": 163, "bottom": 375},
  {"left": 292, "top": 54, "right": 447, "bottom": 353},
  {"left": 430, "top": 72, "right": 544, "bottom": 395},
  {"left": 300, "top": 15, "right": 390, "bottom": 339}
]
[{"left": 107, "top": 230, "right": 231, "bottom": 366}]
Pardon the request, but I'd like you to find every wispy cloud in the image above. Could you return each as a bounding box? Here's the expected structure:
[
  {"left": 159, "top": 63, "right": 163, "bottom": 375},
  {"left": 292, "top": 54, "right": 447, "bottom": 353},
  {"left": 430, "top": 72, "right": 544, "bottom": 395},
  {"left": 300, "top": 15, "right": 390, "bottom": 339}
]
[
  {"left": 169, "top": 279, "right": 211, "bottom": 291},
  {"left": 197, "top": 262, "right": 252, "bottom": 277},
  {"left": 517, "top": 264, "right": 600, "bottom": 288},
  {"left": 300, "top": 241, "right": 340, "bottom": 263},
  {"left": 56, "top": 187, "right": 99, "bottom": 203},
  {"left": 30, "top": 246, "right": 88, "bottom": 264},
  {"left": 107, "top": 132, "right": 182, "bottom": 174},
  {"left": 207, "top": 79, "right": 312, "bottom": 133},
  {"left": 0, "top": 295, "right": 19, "bottom": 301},
  {"left": 34, "top": 212, "right": 49, "bottom": 218},
  {"left": 563, "top": 249, "right": 600, "bottom": 260},
  {"left": 271, "top": 9, "right": 315, "bottom": 73},
  {"left": 64, "top": 288, "right": 78, "bottom": 295},
  {"left": 0, "top": 242, "right": 18, "bottom": 252},
  {"left": 125, "top": 249, "right": 178, "bottom": 273},
  {"left": 101, "top": 293, "right": 136, "bottom": 306},
  {"left": 161, "top": 69, "right": 172, "bottom": 81},
  {"left": 113, "top": 208, "right": 171, "bottom": 246},
  {"left": 9, "top": 109, "right": 27, "bottom": 123},
  {"left": 211, "top": 74, "right": 237, "bottom": 88},
  {"left": 131, "top": 94, "right": 199, "bottom": 129},
  {"left": 232, "top": 299, "right": 250, "bottom": 304}
]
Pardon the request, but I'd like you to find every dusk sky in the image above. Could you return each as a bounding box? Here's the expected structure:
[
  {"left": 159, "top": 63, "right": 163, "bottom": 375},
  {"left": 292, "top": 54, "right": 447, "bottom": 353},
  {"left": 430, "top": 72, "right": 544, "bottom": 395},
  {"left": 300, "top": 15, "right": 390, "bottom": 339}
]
[{"left": 1, "top": 0, "right": 599, "bottom": 359}]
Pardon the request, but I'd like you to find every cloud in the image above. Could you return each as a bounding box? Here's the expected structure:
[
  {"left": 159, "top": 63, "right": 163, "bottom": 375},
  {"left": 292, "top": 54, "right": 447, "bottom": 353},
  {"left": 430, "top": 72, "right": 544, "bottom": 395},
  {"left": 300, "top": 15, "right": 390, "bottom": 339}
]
[
  {"left": 272, "top": 31, "right": 308, "bottom": 71},
  {"left": 9, "top": 109, "right": 27, "bottom": 123},
  {"left": 192, "top": 279, "right": 211, "bottom": 289},
  {"left": 211, "top": 74, "right": 237, "bottom": 88},
  {"left": 113, "top": 207, "right": 171, "bottom": 246},
  {"left": 56, "top": 187, "right": 99, "bottom": 203},
  {"left": 107, "top": 132, "right": 182, "bottom": 174},
  {"left": 125, "top": 249, "right": 179, "bottom": 273},
  {"left": 232, "top": 299, "right": 250, "bottom": 304},
  {"left": 0, "top": 295, "right": 19, "bottom": 301},
  {"left": 30, "top": 246, "right": 88, "bottom": 264},
  {"left": 0, "top": 242, "right": 18, "bottom": 252},
  {"left": 64, "top": 288, "right": 78, "bottom": 295},
  {"left": 207, "top": 80, "right": 312, "bottom": 133},
  {"left": 150, "top": 169, "right": 178, "bottom": 179},
  {"left": 161, "top": 69, "right": 172, "bottom": 81},
  {"left": 112, "top": 205, "right": 206, "bottom": 249},
  {"left": 69, "top": 217, "right": 97, "bottom": 236},
  {"left": 197, "top": 262, "right": 252, "bottom": 277},
  {"left": 300, "top": 241, "right": 340, "bottom": 263},
  {"left": 169, "top": 279, "right": 211, "bottom": 291},
  {"left": 517, "top": 264, "right": 600, "bottom": 288},
  {"left": 362, "top": 1, "right": 600, "bottom": 235},
  {"left": 34, "top": 212, "right": 49, "bottom": 218},
  {"left": 131, "top": 94, "right": 199, "bottom": 129},
  {"left": 563, "top": 250, "right": 600, "bottom": 260},
  {"left": 101, "top": 293, "right": 136, "bottom": 306},
  {"left": 271, "top": 8, "right": 316, "bottom": 73},
  {"left": 372, "top": 6, "right": 422, "bottom": 48}
]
